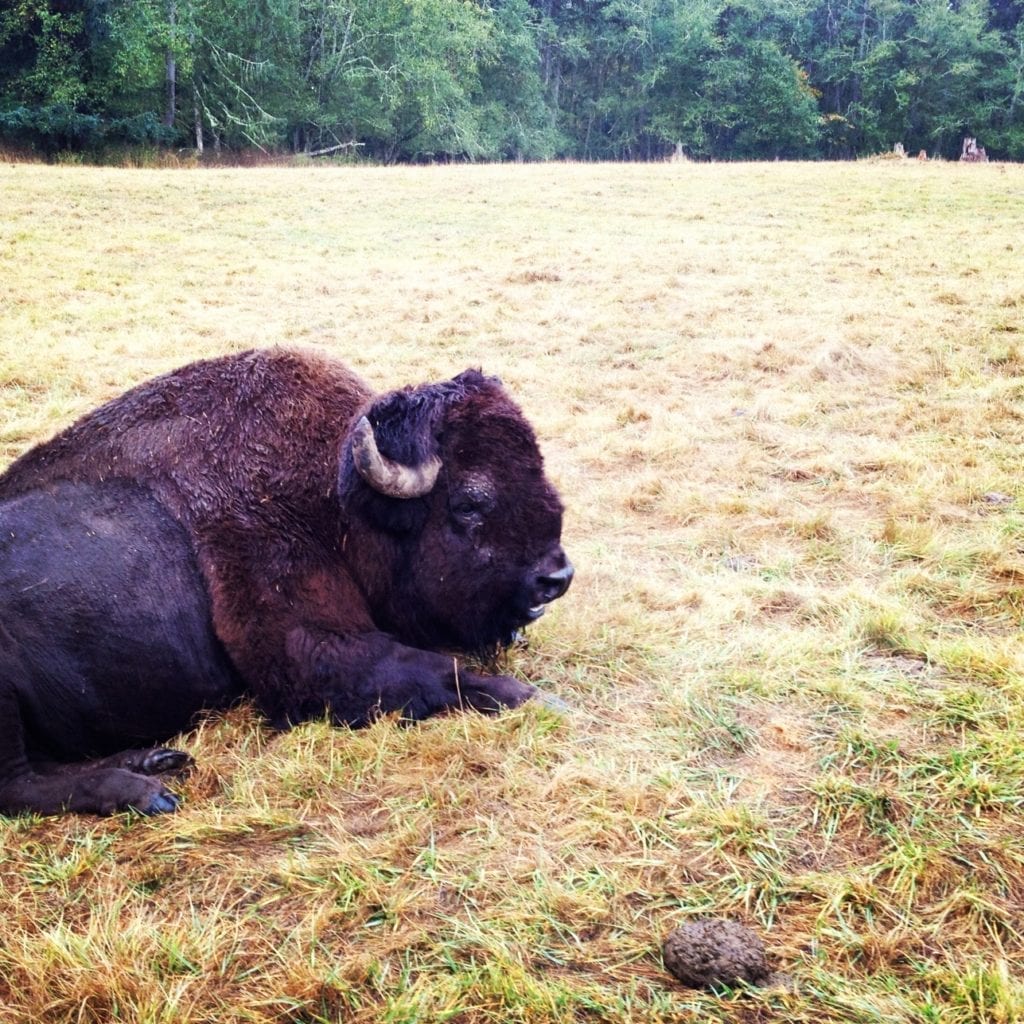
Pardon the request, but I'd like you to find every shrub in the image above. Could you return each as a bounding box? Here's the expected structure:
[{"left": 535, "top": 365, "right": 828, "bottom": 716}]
[{"left": 0, "top": 105, "right": 178, "bottom": 155}]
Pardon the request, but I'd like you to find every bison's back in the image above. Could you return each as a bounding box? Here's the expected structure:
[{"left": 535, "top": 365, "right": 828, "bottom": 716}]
[{"left": 0, "top": 347, "right": 373, "bottom": 533}]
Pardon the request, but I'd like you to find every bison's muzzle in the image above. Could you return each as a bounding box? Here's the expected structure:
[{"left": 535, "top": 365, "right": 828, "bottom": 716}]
[{"left": 525, "top": 553, "right": 575, "bottom": 620}]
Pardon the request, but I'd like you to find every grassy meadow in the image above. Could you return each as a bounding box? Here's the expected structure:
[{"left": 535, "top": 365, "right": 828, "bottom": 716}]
[{"left": 1, "top": 157, "right": 1023, "bottom": 1023}]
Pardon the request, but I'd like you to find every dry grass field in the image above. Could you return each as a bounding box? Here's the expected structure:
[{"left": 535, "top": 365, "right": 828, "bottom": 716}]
[{"left": 0, "top": 157, "right": 1022, "bottom": 1023}]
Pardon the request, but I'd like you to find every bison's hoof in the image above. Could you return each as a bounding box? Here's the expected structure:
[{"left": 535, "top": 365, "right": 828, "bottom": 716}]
[
  {"left": 141, "top": 749, "right": 194, "bottom": 776},
  {"left": 138, "top": 789, "right": 180, "bottom": 816},
  {"left": 533, "top": 690, "right": 570, "bottom": 714}
]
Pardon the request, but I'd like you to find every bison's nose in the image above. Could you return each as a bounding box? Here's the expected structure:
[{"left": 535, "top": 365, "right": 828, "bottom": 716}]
[{"left": 536, "top": 560, "right": 574, "bottom": 604}]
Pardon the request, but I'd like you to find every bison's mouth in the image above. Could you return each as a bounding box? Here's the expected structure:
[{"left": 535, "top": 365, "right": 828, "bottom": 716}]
[{"left": 483, "top": 599, "right": 552, "bottom": 653}]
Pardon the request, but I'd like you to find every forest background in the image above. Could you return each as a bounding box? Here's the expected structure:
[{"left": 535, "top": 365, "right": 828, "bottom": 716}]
[{"left": 1, "top": 0, "right": 1023, "bottom": 164}]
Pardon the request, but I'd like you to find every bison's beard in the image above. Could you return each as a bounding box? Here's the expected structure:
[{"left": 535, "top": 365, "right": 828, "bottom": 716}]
[
  {"left": 377, "top": 574, "right": 536, "bottom": 662},
  {"left": 432, "top": 617, "right": 530, "bottom": 675},
  {"left": 416, "top": 606, "right": 525, "bottom": 662},
  {"left": 462, "top": 620, "right": 523, "bottom": 663}
]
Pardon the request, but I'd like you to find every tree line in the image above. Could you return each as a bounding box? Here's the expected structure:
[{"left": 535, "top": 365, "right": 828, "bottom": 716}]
[{"left": 1, "top": 1, "right": 1022, "bottom": 162}]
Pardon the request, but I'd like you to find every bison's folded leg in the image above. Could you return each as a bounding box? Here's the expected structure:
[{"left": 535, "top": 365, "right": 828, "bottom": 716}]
[
  {"left": 108, "top": 748, "right": 195, "bottom": 777},
  {"left": 453, "top": 671, "right": 537, "bottom": 715},
  {"left": 280, "top": 627, "right": 536, "bottom": 726},
  {"left": 137, "top": 745, "right": 194, "bottom": 774},
  {"left": 38, "top": 747, "right": 195, "bottom": 778},
  {"left": 0, "top": 765, "right": 181, "bottom": 817}
]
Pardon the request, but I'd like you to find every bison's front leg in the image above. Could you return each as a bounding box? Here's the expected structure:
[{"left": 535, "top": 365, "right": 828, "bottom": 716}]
[{"left": 280, "top": 628, "right": 535, "bottom": 727}]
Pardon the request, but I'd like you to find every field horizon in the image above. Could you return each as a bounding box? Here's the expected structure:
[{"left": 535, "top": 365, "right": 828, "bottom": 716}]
[{"left": 1, "top": 159, "right": 1022, "bottom": 1023}]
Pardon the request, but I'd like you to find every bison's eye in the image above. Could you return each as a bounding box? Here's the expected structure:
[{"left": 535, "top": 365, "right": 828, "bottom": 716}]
[
  {"left": 449, "top": 481, "right": 496, "bottom": 531},
  {"left": 452, "top": 499, "right": 483, "bottom": 518}
]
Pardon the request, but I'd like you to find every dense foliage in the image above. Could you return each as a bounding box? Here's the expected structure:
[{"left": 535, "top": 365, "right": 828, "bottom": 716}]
[{"left": 1, "top": 1, "right": 1022, "bottom": 161}]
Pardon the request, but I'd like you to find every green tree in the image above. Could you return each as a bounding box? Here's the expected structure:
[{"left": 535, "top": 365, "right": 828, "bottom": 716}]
[
  {"left": 375, "top": 0, "right": 494, "bottom": 161},
  {"left": 654, "top": 0, "right": 820, "bottom": 159},
  {"left": 0, "top": 2, "right": 89, "bottom": 108},
  {"left": 0, "top": 0, "right": 1022, "bottom": 161},
  {"left": 0, "top": 1, "right": 177, "bottom": 152},
  {"left": 476, "top": 0, "right": 562, "bottom": 159},
  {"left": 852, "top": 0, "right": 1007, "bottom": 157},
  {"left": 285, "top": 0, "right": 501, "bottom": 162}
]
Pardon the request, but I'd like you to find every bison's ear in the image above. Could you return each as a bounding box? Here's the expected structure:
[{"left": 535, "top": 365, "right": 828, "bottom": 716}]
[{"left": 450, "top": 368, "right": 501, "bottom": 390}]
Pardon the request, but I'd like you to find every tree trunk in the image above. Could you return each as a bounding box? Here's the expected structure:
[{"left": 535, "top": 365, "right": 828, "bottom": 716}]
[
  {"left": 165, "top": 54, "right": 176, "bottom": 128},
  {"left": 165, "top": 2, "right": 178, "bottom": 129},
  {"left": 193, "top": 89, "right": 203, "bottom": 154}
]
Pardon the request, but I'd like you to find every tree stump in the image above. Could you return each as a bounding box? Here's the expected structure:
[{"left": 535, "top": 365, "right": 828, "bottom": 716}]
[{"left": 960, "top": 137, "right": 988, "bottom": 162}]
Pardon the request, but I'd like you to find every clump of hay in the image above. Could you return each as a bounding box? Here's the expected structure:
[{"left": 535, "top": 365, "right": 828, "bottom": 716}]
[
  {"left": 810, "top": 341, "right": 873, "bottom": 380},
  {"left": 806, "top": 339, "right": 902, "bottom": 387}
]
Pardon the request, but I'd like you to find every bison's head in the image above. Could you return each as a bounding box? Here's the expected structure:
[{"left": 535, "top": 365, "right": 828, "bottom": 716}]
[{"left": 339, "top": 370, "right": 572, "bottom": 653}]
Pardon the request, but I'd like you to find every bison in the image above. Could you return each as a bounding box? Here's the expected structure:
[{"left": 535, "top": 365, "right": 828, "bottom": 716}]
[{"left": 0, "top": 348, "right": 573, "bottom": 817}]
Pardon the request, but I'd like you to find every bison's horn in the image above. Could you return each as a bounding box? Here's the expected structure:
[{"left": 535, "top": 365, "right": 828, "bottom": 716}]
[{"left": 351, "top": 416, "right": 441, "bottom": 499}]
